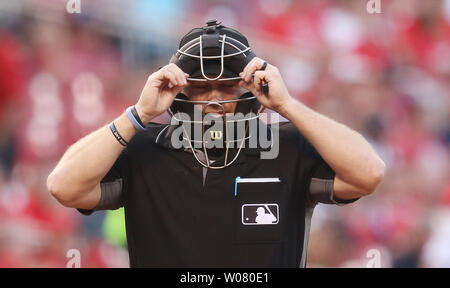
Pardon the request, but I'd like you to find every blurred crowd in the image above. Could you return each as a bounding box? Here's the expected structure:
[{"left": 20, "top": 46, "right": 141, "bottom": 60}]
[{"left": 0, "top": 0, "right": 448, "bottom": 267}]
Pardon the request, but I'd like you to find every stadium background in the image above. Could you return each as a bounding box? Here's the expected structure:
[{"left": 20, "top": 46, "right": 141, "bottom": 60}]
[{"left": 0, "top": 0, "right": 449, "bottom": 268}]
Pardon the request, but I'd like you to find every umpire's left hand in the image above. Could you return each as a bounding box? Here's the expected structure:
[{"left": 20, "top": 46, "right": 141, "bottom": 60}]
[{"left": 239, "top": 57, "right": 294, "bottom": 114}]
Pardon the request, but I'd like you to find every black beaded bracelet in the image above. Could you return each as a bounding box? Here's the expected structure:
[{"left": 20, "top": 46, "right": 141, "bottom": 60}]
[{"left": 109, "top": 122, "right": 128, "bottom": 147}]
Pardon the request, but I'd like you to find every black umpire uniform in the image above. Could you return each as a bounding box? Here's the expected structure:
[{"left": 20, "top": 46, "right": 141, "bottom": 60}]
[{"left": 79, "top": 121, "right": 357, "bottom": 267}]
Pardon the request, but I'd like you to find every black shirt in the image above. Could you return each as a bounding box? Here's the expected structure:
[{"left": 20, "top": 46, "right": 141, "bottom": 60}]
[{"left": 79, "top": 121, "right": 357, "bottom": 267}]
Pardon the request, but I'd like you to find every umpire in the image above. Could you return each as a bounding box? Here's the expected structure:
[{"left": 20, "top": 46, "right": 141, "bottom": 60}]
[{"left": 47, "top": 20, "right": 385, "bottom": 267}]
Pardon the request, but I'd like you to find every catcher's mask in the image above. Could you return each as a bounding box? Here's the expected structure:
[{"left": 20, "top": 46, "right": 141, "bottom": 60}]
[{"left": 168, "top": 19, "right": 262, "bottom": 169}]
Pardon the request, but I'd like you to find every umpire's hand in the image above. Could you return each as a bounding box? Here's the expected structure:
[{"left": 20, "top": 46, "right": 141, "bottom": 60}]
[
  {"left": 135, "top": 63, "right": 189, "bottom": 124},
  {"left": 239, "top": 57, "right": 293, "bottom": 115}
]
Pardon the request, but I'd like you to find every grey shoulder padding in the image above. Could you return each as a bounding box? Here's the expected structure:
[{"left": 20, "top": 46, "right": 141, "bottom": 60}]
[
  {"left": 96, "top": 178, "right": 124, "bottom": 211},
  {"left": 76, "top": 179, "right": 124, "bottom": 215},
  {"left": 309, "top": 178, "right": 358, "bottom": 206}
]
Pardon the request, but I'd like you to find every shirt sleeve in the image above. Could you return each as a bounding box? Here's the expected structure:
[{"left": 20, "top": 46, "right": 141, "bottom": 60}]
[
  {"left": 298, "top": 132, "right": 359, "bottom": 206},
  {"left": 77, "top": 149, "right": 129, "bottom": 216}
]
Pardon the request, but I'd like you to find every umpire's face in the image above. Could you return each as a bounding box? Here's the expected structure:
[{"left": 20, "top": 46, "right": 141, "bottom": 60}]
[{"left": 183, "top": 78, "right": 246, "bottom": 115}]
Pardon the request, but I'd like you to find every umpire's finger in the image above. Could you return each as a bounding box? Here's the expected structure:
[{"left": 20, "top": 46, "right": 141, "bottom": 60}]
[
  {"left": 167, "top": 63, "right": 188, "bottom": 85},
  {"left": 161, "top": 69, "right": 179, "bottom": 87},
  {"left": 241, "top": 57, "right": 266, "bottom": 83},
  {"left": 241, "top": 57, "right": 259, "bottom": 81},
  {"left": 253, "top": 70, "right": 267, "bottom": 92}
]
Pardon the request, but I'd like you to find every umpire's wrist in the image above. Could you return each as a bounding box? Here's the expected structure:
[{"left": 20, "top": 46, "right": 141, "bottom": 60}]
[
  {"left": 276, "top": 97, "right": 298, "bottom": 119},
  {"left": 134, "top": 103, "right": 154, "bottom": 126},
  {"left": 113, "top": 112, "right": 138, "bottom": 143}
]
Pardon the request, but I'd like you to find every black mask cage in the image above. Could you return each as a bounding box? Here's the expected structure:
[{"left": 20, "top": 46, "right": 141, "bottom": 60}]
[
  {"left": 170, "top": 19, "right": 256, "bottom": 81},
  {"left": 167, "top": 20, "right": 263, "bottom": 169}
]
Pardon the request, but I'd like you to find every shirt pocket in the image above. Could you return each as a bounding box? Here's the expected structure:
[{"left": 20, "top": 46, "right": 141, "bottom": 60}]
[{"left": 233, "top": 177, "right": 286, "bottom": 244}]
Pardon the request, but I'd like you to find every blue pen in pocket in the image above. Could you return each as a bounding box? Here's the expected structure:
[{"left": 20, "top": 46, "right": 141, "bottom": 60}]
[{"left": 234, "top": 177, "right": 281, "bottom": 197}]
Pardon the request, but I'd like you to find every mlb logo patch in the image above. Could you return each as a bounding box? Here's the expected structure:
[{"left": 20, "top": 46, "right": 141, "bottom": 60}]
[{"left": 241, "top": 204, "right": 279, "bottom": 225}]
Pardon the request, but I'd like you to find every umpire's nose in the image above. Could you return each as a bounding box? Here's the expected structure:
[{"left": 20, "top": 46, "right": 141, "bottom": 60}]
[{"left": 207, "top": 87, "right": 224, "bottom": 103}]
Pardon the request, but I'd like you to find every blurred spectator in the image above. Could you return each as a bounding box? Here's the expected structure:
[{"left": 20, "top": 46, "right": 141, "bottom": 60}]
[{"left": 0, "top": 29, "right": 25, "bottom": 177}]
